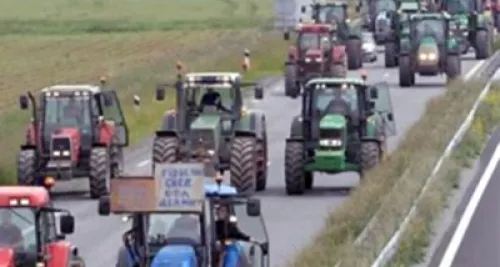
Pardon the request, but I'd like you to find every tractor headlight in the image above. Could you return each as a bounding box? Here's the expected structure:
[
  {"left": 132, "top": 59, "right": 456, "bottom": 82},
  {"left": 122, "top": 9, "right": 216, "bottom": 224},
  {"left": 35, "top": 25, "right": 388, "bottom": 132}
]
[
  {"left": 319, "top": 139, "right": 342, "bottom": 146},
  {"left": 418, "top": 53, "right": 437, "bottom": 61},
  {"left": 315, "top": 57, "right": 322, "bottom": 62},
  {"left": 305, "top": 57, "right": 312, "bottom": 63},
  {"left": 207, "top": 150, "right": 215, "bottom": 156},
  {"left": 62, "top": 150, "right": 70, "bottom": 156},
  {"left": 427, "top": 53, "right": 437, "bottom": 60},
  {"left": 53, "top": 151, "right": 61, "bottom": 156}
]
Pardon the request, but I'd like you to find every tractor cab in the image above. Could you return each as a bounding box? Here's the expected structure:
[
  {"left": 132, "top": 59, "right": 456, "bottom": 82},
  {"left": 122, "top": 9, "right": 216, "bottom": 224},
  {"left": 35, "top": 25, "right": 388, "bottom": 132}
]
[
  {"left": 98, "top": 162, "right": 269, "bottom": 267},
  {"left": 0, "top": 186, "right": 84, "bottom": 267},
  {"left": 301, "top": 2, "right": 349, "bottom": 26},
  {"left": 17, "top": 82, "right": 129, "bottom": 198}
]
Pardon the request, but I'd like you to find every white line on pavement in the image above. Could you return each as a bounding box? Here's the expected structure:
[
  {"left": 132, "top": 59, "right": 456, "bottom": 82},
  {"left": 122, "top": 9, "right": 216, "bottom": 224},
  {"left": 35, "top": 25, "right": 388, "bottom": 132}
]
[{"left": 464, "top": 60, "right": 486, "bottom": 80}]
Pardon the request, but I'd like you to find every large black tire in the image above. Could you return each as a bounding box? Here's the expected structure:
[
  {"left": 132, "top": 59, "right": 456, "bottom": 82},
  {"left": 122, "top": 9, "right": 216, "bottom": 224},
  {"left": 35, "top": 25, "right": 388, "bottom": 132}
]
[
  {"left": 475, "top": 30, "right": 492, "bottom": 60},
  {"left": 110, "top": 146, "right": 124, "bottom": 179},
  {"left": 17, "top": 149, "right": 37, "bottom": 185},
  {"left": 284, "top": 141, "right": 306, "bottom": 195},
  {"left": 347, "top": 38, "right": 363, "bottom": 70},
  {"left": 89, "top": 147, "right": 110, "bottom": 199},
  {"left": 360, "top": 141, "right": 380, "bottom": 171},
  {"left": 152, "top": 137, "right": 179, "bottom": 172},
  {"left": 230, "top": 137, "right": 257, "bottom": 195},
  {"left": 399, "top": 56, "right": 414, "bottom": 87},
  {"left": 446, "top": 55, "right": 461, "bottom": 83},
  {"left": 305, "top": 172, "right": 314, "bottom": 190},
  {"left": 256, "top": 137, "right": 268, "bottom": 192},
  {"left": 384, "top": 42, "right": 397, "bottom": 68},
  {"left": 284, "top": 64, "right": 299, "bottom": 97}
]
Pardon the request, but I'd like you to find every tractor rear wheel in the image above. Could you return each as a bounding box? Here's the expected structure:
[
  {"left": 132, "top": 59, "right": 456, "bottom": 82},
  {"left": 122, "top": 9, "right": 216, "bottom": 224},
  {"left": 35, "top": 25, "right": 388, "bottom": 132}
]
[
  {"left": 17, "top": 149, "right": 37, "bottom": 186},
  {"left": 446, "top": 55, "right": 461, "bottom": 83},
  {"left": 285, "top": 141, "right": 306, "bottom": 195},
  {"left": 285, "top": 64, "right": 299, "bottom": 97},
  {"left": 230, "top": 137, "right": 257, "bottom": 195},
  {"left": 89, "top": 147, "right": 110, "bottom": 199},
  {"left": 384, "top": 42, "right": 397, "bottom": 68},
  {"left": 360, "top": 141, "right": 380, "bottom": 171},
  {"left": 399, "top": 56, "right": 414, "bottom": 87},
  {"left": 475, "top": 30, "right": 492, "bottom": 59},
  {"left": 256, "top": 137, "right": 268, "bottom": 192},
  {"left": 152, "top": 137, "right": 179, "bottom": 172},
  {"left": 347, "top": 38, "right": 363, "bottom": 70}
]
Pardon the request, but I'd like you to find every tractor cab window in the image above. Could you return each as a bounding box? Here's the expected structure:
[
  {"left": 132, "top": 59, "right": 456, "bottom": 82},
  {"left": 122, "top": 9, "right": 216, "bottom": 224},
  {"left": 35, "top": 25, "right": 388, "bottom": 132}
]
[
  {"left": 375, "top": 0, "right": 397, "bottom": 13},
  {"left": 444, "top": 0, "right": 471, "bottom": 13},
  {"left": 414, "top": 19, "right": 446, "bottom": 42},
  {"left": 147, "top": 213, "right": 201, "bottom": 244},
  {"left": 298, "top": 32, "right": 332, "bottom": 51},
  {"left": 189, "top": 86, "right": 234, "bottom": 111},
  {"left": 42, "top": 95, "right": 92, "bottom": 137},
  {"left": 314, "top": 85, "right": 359, "bottom": 113},
  {"left": 318, "top": 6, "right": 345, "bottom": 23},
  {"left": 0, "top": 208, "right": 36, "bottom": 255}
]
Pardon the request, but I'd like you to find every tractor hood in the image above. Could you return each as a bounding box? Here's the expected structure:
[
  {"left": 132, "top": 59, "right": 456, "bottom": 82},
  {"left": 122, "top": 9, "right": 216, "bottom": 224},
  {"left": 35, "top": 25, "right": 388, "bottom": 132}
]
[
  {"left": 319, "top": 114, "right": 346, "bottom": 129},
  {"left": 305, "top": 49, "right": 322, "bottom": 58},
  {"left": 0, "top": 248, "right": 14, "bottom": 267},
  {"left": 150, "top": 245, "right": 196, "bottom": 267},
  {"left": 190, "top": 114, "right": 220, "bottom": 130},
  {"left": 50, "top": 127, "right": 81, "bottom": 161},
  {"left": 452, "top": 14, "right": 468, "bottom": 27},
  {"left": 51, "top": 127, "right": 80, "bottom": 139}
]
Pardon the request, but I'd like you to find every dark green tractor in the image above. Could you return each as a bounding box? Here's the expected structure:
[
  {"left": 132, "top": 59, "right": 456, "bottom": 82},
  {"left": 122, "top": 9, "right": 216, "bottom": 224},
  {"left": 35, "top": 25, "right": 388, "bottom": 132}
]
[
  {"left": 384, "top": 0, "right": 423, "bottom": 67},
  {"left": 284, "top": 77, "right": 396, "bottom": 195},
  {"left": 301, "top": 1, "right": 364, "bottom": 69},
  {"left": 398, "top": 13, "right": 461, "bottom": 87},
  {"left": 440, "top": 0, "right": 493, "bottom": 58},
  {"left": 151, "top": 72, "right": 268, "bottom": 195}
]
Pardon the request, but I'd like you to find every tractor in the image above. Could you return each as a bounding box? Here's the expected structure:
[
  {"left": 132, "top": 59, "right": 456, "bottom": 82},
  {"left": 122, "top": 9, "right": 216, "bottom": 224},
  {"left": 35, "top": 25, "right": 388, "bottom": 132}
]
[
  {"left": 398, "top": 13, "right": 462, "bottom": 87},
  {"left": 0, "top": 186, "right": 84, "bottom": 266},
  {"left": 148, "top": 66, "right": 267, "bottom": 195},
  {"left": 97, "top": 163, "right": 270, "bottom": 267},
  {"left": 384, "top": 0, "right": 423, "bottom": 67},
  {"left": 17, "top": 80, "right": 129, "bottom": 199},
  {"left": 283, "top": 23, "right": 351, "bottom": 97},
  {"left": 284, "top": 76, "right": 397, "bottom": 195},
  {"left": 357, "top": 0, "right": 398, "bottom": 32},
  {"left": 299, "top": 1, "right": 364, "bottom": 70},
  {"left": 490, "top": 0, "right": 500, "bottom": 30},
  {"left": 439, "top": 0, "right": 494, "bottom": 58}
]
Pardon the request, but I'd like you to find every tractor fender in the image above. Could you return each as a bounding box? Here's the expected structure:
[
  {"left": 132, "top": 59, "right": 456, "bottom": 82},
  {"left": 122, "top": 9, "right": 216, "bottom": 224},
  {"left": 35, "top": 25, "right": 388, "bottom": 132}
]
[
  {"left": 289, "top": 115, "right": 303, "bottom": 137},
  {"left": 46, "top": 241, "right": 72, "bottom": 266},
  {"left": 332, "top": 46, "right": 346, "bottom": 62},
  {"left": 234, "top": 111, "right": 263, "bottom": 139},
  {"left": 288, "top": 46, "right": 298, "bottom": 61},
  {"left": 97, "top": 121, "right": 116, "bottom": 146},
  {"left": 20, "top": 144, "right": 36, "bottom": 151},
  {"left": 160, "top": 111, "right": 177, "bottom": 131}
]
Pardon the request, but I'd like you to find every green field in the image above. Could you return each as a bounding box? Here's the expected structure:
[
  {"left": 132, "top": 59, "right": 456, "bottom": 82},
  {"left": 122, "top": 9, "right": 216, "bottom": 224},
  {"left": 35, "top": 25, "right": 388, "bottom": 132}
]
[{"left": 0, "top": 0, "right": 286, "bottom": 181}]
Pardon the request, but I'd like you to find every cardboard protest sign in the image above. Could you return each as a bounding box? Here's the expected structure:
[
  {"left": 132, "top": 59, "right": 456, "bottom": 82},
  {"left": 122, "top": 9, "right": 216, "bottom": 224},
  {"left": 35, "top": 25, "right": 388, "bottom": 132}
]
[{"left": 109, "top": 177, "right": 156, "bottom": 212}]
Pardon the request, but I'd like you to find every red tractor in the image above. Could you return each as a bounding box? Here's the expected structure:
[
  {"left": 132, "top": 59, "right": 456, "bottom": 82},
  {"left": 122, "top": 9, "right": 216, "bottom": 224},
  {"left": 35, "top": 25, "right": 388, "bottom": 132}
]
[
  {"left": 17, "top": 81, "right": 129, "bottom": 199},
  {"left": 0, "top": 186, "right": 84, "bottom": 266},
  {"left": 283, "top": 23, "right": 348, "bottom": 98}
]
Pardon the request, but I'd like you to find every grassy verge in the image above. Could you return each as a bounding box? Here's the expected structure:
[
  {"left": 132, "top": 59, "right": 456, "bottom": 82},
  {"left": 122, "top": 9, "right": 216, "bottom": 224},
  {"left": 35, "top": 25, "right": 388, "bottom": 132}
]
[
  {"left": 0, "top": 0, "right": 288, "bottom": 183},
  {"left": 388, "top": 83, "right": 500, "bottom": 266}
]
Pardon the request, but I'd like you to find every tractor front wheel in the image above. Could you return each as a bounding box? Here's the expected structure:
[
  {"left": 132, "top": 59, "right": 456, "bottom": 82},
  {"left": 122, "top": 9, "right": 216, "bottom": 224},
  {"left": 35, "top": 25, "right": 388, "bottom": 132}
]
[
  {"left": 399, "top": 56, "right": 414, "bottom": 87},
  {"left": 384, "top": 42, "right": 397, "bottom": 68},
  {"left": 17, "top": 149, "right": 37, "bottom": 186},
  {"left": 475, "top": 30, "right": 492, "bottom": 59},
  {"left": 89, "top": 147, "right": 110, "bottom": 199},
  {"left": 284, "top": 64, "right": 299, "bottom": 97},
  {"left": 446, "top": 55, "right": 461, "bottom": 83},
  {"left": 230, "top": 137, "right": 257, "bottom": 195},
  {"left": 360, "top": 141, "right": 380, "bottom": 171},
  {"left": 347, "top": 38, "right": 363, "bottom": 70},
  {"left": 152, "top": 137, "right": 179, "bottom": 172},
  {"left": 285, "top": 141, "right": 306, "bottom": 195}
]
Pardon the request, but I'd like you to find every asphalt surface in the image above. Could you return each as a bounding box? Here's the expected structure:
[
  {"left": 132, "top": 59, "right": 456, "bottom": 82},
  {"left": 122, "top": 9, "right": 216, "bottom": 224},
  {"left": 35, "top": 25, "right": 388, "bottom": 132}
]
[{"left": 428, "top": 72, "right": 500, "bottom": 267}]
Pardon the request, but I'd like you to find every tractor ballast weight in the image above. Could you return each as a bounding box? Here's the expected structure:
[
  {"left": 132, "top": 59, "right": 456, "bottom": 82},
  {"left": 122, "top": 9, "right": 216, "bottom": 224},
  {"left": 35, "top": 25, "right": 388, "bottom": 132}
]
[
  {"left": 17, "top": 82, "right": 129, "bottom": 199},
  {"left": 283, "top": 77, "right": 397, "bottom": 195},
  {"left": 398, "top": 13, "right": 462, "bottom": 87},
  {"left": 150, "top": 61, "right": 268, "bottom": 195},
  {"left": 300, "top": 2, "right": 364, "bottom": 70},
  {"left": 440, "top": 0, "right": 493, "bottom": 58}
]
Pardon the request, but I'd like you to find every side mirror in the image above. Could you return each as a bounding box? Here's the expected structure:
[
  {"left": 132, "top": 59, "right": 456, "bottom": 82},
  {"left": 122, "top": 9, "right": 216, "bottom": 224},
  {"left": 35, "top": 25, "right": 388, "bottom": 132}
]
[
  {"left": 260, "top": 241, "right": 269, "bottom": 255},
  {"left": 98, "top": 196, "right": 110, "bottom": 216},
  {"left": 133, "top": 95, "right": 141, "bottom": 107},
  {"left": 283, "top": 31, "right": 290, "bottom": 40},
  {"left": 254, "top": 86, "right": 264, "bottom": 100},
  {"left": 156, "top": 86, "right": 166, "bottom": 101},
  {"left": 19, "top": 95, "right": 29, "bottom": 110},
  {"left": 59, "top": 214, "right": 75, "bottom": 234},
  {"left": 301, "top": 6, "right": 306, "bottom": 13},
  {"left": 102, "top": 92, "right": 113, "bottom": 107},
  {"left": 388, "top": 113, "right": 394, "bottom": 121},
  {"left": 246, "top": 198, "right": 261, "bottom": 216},
  {"left": 370, "top": 88, "right": 378, "bottom": 99}
]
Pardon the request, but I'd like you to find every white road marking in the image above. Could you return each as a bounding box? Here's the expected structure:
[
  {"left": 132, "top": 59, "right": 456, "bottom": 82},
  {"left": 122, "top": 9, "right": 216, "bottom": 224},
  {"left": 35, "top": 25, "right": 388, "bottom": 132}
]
[
  {"left": 464, "top": 60, "right": 486, "bottom": 80},
  {"left": 137, "top": 160, "right": 150, "bottom": 167},
  {"left": 438, "top": 144, "right": 500, "bottom": 267}
]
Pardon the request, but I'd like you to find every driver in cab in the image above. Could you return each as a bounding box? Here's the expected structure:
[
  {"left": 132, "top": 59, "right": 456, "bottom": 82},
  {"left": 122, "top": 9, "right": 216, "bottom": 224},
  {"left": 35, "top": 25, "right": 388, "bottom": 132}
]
[
  {"left": 199, "top": 88, "right": 231, "bottom": 113},
  {"left": 215, "top": 204, "right": 253, "bottom": 242},
  {"left": 0, "top": 210, "right": 23, "bottom": 248}
]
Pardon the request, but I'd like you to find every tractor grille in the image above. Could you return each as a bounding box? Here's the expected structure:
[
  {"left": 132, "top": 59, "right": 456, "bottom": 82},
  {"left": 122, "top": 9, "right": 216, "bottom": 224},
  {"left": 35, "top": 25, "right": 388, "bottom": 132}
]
[
  {"left": 51, "top": 137, "right": 71, "bottom": 159},
  {"left": 318, "top": 129, "right": 344, "bottom": 150},
  {"left": 190, "top": 129, "right": 215, "bottom": 152},
  {"left": 320, "top": 129, "right": 343, "bottom": 139}
]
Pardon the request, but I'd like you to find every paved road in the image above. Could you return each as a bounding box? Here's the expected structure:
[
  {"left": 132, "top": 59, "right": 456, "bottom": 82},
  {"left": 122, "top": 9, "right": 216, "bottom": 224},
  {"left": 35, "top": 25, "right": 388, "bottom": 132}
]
[
  {"left": 46, "top": 51, "right": 483, "bottom": 267},
  {"left": 429, "top": 71, "right": 500, "bottom": 267}
]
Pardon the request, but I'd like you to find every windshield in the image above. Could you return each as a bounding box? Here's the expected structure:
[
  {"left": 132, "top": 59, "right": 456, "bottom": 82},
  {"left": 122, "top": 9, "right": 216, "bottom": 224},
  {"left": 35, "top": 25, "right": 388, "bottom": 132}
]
[
  {"left": 187, "top": 86, "right": 235, "bottom": 111},
  {"left": 314, "top": 85, "right": 358, "bottom": 112},
  {"left": 148, "top": 213, "right": 201, "bottom": 243},
  {"left": 42, "top": 95, "right": 92, "bottom": 137},
  {"left": 445, "top": 0, "right": 470, "bottom": 13},
  {"left": 414, "top": 19, "right": 445, "bottom": 42},
  {"left": 0, "top": 208, "right": 36, "bottom": 253},
  {"left": 375, "top": 0, "right": 396, "bottom": 13},
  {"left": 298, "top": 33, "right": 332, "bottom": 51},
  {"left": 317, "top": 6, "right": 345, "bottom": 23}
]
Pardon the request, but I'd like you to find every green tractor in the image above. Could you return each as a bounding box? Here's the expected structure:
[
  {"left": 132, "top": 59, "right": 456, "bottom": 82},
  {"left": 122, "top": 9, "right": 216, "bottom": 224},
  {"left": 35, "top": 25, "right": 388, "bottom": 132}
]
[
  {"left": 384, "top": 0, "right": 423, "bottom": 67},
  {"left": 440, "top": 0, "right": 493, "bottom": 58},
  {"left": 398, "top": 13, "right": 462, "bottom": 87},
  {"left": 300, "top": 1, "right": 364, "bottom": 69},
  {"left": 284, "top": 76, "right": 396, "bottom": 195},
  {"left": 150, "top": 71, "right": 268, "bottom": 195}
]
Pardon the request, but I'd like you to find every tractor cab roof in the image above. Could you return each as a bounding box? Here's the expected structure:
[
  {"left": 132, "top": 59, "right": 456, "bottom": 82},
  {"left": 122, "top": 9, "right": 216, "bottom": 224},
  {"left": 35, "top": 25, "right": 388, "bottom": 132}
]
[
  {"left": 296, "top": 23, "right": 333, "bottom": 33},
  {"left": 409, "top": 12, "right": 450, "bottom": 20},
  {"left": 41, "top": 84, "right": 101, "bottom": 94},
  {"left": 306, "top": 77, "right": 367, "bottom": 88},
  {"left": 184, "top": 72, "right": 241, "bottom": 89},
  {"left": 316, "top": 1, "right": 347, "bottom": 6},
  {"left": 0, "top": 186, "right": 50, "bottom": 207}
]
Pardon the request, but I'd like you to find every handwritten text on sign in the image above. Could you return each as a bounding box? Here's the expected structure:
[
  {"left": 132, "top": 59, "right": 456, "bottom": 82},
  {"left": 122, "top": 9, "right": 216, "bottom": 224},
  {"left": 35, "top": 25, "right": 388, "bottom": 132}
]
[{"left": 154, "top": 163, "right": 205, "bottom": 212}]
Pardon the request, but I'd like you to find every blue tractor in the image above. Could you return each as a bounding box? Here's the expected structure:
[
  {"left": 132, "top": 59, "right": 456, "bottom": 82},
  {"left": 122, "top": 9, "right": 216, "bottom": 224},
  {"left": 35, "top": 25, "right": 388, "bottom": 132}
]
[{"left": 97, "top": 170, "right": 270, "bottom": 267}]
